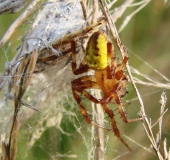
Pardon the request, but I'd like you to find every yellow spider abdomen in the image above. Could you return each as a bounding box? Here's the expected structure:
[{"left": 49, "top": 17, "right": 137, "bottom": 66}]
[{"left": 85, "top": 31, "right": 108, "bottom": 70}]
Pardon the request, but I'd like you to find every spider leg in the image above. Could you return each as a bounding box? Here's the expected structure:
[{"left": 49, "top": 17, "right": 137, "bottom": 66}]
[
  {"left": 100, "top": 102, "right": 132, "bottom": 152},
  {"left": 72, "top": 76, "right": 100, "bottom": 92},
  {"left": 72, "top": 88, "right": 92, "bottom": 124},
  {"left": 100, "top": 91, "right": 142, "bottom": 151},
  {"left": 101, "top": 90, "right": 143, "bottom": 123},
  {"left": 107, "top": 41, "right": 129, "bottom": 80},
  {"left": 71, "top": 76, "right": 111, "bottom": 131},
  {"left": 106, "top": 42, "right": 114, "bottom": 79},
  {"left": 115, "top": 94, "right": 144, "bottom": 123},
  {"left": 107, "top": 42, "right": 114, "bottom": 64}
]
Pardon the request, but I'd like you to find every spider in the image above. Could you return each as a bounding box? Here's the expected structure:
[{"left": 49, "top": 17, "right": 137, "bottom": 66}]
[{"left": 71, "top": 30, "right": 142, "bottom": 151}]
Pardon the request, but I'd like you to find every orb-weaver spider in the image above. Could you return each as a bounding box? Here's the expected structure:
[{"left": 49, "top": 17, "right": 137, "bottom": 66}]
[{"left": 71, "top": 31, "right": 142, "bottom": 151}]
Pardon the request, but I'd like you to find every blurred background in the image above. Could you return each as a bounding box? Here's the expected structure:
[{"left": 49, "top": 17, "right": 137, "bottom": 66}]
[{"left": 0, "top": 1, "right": 170, "bottom": 160}]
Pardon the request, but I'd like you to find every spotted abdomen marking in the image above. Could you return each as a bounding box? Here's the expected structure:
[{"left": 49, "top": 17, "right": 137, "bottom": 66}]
[{"left": 85, "top": 31, "right": 108, "bottom": 70}]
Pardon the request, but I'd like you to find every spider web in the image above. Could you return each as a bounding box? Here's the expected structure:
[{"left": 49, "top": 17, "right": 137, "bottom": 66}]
[{"left": 0, "top": 1, "right": 170, "bottom": 160}]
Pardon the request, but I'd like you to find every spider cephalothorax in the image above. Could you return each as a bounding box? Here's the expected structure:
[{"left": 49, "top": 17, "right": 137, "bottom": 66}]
[{"left": 71, "top": 31, "right": 142, "bottom": 151}]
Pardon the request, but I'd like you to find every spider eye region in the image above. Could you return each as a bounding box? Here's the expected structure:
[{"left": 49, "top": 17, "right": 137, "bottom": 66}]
[{"left": 85, "top": 31, "right": 108, "bottom": 70}]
